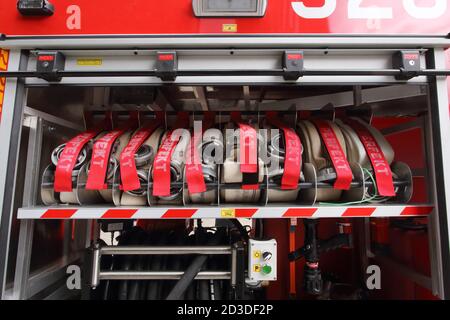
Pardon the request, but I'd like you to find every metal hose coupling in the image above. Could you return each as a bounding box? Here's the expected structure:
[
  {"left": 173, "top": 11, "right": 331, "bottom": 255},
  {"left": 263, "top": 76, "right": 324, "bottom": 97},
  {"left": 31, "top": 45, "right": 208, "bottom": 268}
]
[
  {"left": 125, "top": 169, "right": 149, "bottom": 197},
  {"left": 316, "top": 167, "right": 339, "bottom": 183},
  {"left": 87, "top": 157, "right": 118, "bottom": 184},
  {"left": 134, "top": 144, "right": 154, "bottom": 167},
  {"left": 268, "top": 132, "right": 286, "bottom": 164},
  {"left": 267, "top": 132, "right": 286, "bottom": 183},
  {"left": 200, "top": 136, "right": 222, "bottom": 184},
  {"left": 158, "top": 163, "right": 183, "bottom": 201},
  {"left": 51, "top": 143, "right": 90, "bottom": 177},
  {"left": 267, "top": 131, "right": 304, "bottom": 186}
]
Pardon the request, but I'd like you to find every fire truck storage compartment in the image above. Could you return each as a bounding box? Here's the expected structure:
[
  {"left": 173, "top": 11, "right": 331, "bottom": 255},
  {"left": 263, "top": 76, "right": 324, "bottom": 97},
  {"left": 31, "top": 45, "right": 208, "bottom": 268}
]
[
  {"left": 1, "top": 46, "right": 448, "bottom": 300},
  {"left": 23, "top": 85, "right": 427, "bottom": 209}
]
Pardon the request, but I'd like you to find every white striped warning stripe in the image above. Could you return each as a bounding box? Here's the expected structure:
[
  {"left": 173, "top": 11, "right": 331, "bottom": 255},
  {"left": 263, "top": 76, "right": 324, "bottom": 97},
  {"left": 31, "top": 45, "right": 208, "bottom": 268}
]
[{"left": 16, "top": 205, "right": 434, "bottom": 219}]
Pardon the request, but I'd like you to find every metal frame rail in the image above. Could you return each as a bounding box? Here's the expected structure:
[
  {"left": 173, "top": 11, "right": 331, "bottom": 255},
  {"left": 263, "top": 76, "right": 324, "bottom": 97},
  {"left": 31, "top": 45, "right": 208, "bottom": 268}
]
[{"left": 89, "top": 244, "right": 243, "bottom": 299}]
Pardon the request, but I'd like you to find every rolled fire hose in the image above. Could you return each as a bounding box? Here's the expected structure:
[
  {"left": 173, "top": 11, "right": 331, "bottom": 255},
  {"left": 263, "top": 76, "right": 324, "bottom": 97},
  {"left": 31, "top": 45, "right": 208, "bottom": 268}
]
[
  {"left": 336, "top": 118, "right": 394, "bottom": 168},
  {"left": 264, "top": 124, "right": 302, "bottom": 202},
  {"left": 221, "top": 123, "right": 265, "bottom": 203},
  {"left": 49, "top": 142, "right": 92, "bottom": 204},
  {"left": 59, "top": 132, "right": 106, "bottom": 204},
  {"left": 152, "top": 129, "right": 191, "bottom": 205},
  {"left": 297, "top": 120, "right": 349, "bottom": 202},
  {"left": 88, "top": 131, "right": 133, "bottom": 203},
  {"left": 82, "top": 130, "right": 132, "bottom": 203},
  {"left": 188, "top": 128, "right": 223, "bottom": 204},
  {"left": 336, "top": 118, "right": 396, "bottom": 199},
  {"left": 120, "top": 127, "right": 165, "bottom": 206}
]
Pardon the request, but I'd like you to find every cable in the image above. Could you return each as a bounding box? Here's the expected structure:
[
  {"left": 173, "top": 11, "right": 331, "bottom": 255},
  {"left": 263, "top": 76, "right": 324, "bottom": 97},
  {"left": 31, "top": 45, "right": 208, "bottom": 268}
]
[
  {"left": 319, "top": 168, "right": 392, "bottom": 206},
  {"left": 230, "top": 219, "right": 250, "bottom": 243}
]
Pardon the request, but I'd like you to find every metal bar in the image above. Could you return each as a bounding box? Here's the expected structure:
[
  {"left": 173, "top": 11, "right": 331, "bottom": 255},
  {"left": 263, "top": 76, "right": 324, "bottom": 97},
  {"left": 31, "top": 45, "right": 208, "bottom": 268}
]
[
  {"left": 243, "top": 86, "right": 251, "bottom": 110},
  {"left": 0, "top": 69, "right": 449, "bottom": 78},
  {"left": 0, "top": 49, "right": 28, "bottom": 299},
  {"left": 27, "top": 257, "right": 81, "bottom": 298},
  {"left": 1, "top": 35, "right": 449, "bottom": 50},
  {"left": 259, "top": 84, "right": 426, "bottom": 111},
  {"left": 425, "top": 48, "right": 450, "bottom": 299},
  {"left": 380, "top": 118, "right": 423, "bottom": 136},
  {"left": 12, "top": 116, "right": 43, "bottom": 299},
  {"left": 43, "top": 283, "right": 79, "bottom": 300},
  {"left": 234, "top": 242, "right": 246, "bottom": 300},
  {"left": 353, "top": 85, "right": 362, "bottom": 107},
  {"left": 231, "top": 245, "right": 237, "bottom": 288},
  {"left": 100, "top": 246, "right": 232, "bottom": 255},
  {"left": 91, "top": 246, "right": 101, "bottom": 288},
  {"left": 55, "top": 180, "right": 409, "bottom": 191},
  {"left": 372, "top": 250, "right": 432, "bottom": 291},
  {"left": 98, "top": 271, "right": 231, "bottom": 281},
  {"left": 422, "top": 99, "right": 442, "bottom": 297},
  {"left": 23, "top": 106, "right": 84, "bottom": 131},
  {"left": 193, "top": 87, "right": 209, "bottom": 111},
  {"left": 17, "top": 205, "right": 435, "bottom": 220}
]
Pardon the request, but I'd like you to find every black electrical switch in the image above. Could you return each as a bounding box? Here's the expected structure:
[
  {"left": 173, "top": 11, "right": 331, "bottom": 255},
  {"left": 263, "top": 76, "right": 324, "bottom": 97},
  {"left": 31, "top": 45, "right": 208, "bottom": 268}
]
[
  {"left": 36, "top": 51, "right": 65, "bottom": 82},
  {"left": 392, "top": 50, "right": 421, "bottom": 80},
  {"left": 283, "top": 50, "right": 304, "bottom": 81},
  {"left": 17, "top": 0, "right": 54, "bottom": 16},
  {"left": 155, "top": 51, "right": 178, "bottom": 81}
]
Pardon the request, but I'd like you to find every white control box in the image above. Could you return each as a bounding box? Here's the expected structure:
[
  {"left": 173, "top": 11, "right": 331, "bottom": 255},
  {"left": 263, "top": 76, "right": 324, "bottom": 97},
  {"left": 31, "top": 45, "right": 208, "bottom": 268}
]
[{"left": 248, "top": 239, "right": 277, "bottom": 281}]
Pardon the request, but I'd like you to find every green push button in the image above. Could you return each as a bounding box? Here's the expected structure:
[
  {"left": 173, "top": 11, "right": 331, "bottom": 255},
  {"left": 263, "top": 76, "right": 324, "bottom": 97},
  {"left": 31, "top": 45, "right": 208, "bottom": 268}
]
[{"left": 262, "top": 264, "right": 272, "bottom": 275}]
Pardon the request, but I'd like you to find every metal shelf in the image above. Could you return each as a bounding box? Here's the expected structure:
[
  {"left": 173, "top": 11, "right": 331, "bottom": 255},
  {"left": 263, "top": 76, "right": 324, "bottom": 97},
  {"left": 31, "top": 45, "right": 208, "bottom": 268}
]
[{"left": 17, "top": 204, "right": 434, "bottom": 219}]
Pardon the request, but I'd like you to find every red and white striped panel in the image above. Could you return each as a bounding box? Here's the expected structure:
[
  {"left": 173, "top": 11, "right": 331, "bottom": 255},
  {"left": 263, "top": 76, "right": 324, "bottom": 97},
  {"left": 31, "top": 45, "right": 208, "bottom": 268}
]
[{"left": 17, "top": 205, "right": 434, "bottom": 219}]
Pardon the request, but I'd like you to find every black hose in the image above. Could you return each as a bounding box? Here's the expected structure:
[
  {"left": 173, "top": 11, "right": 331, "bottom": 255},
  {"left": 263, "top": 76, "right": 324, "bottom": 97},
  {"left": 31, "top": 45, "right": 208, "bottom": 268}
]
[
  {"left": 198, "top": 230, "right": 212, "bottom": 301},
  {"left": 117, "top": 228, "right": 143, "bottom": 300},
  {"left": 184, "top": 234, "right": 196, "bottom": 300},
  {"left": 127, "top": 229, "right": 148, "bottom": 300},
  {"left": 146, "top": 232, "right": 168, "bottom": 300},
  {"left": 138, "top": 231, "right": 154, "bottom": 299},
  {"left": 208, "top": 243, "right": 223, "bottom": 301},
  {"left": 161, "top": 231, "right": 180, "bottom": 299},
  {"left": 165, "top": 229, "right": 225, "bottom": 300},
  {"left": 230, "top": 219, "right": 250, "bottom": 243},
  {"left": 391, "top": 219, "right": 427, "bottom": 231}
]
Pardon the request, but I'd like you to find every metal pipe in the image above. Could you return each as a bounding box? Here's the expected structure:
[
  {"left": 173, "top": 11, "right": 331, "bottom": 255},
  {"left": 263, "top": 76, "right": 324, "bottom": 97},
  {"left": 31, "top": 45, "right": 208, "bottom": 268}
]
[
  {"left": 0, "top": 69, "right": 449, "bottom": 78},
  {"left": 99, "top": 271, "right": 231, "bottom": 280},
  {"left": 91, "top": 246, "right": 101, "bottom": 289},
  {"left": 231, "top": 246, "right": 237, "bottom": 288},
  {"left": 47, "top": 179, "right": 410, "bottom": 190},
  {"left": 100, "top": 246, "right": 232, "bottom": 255}
]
